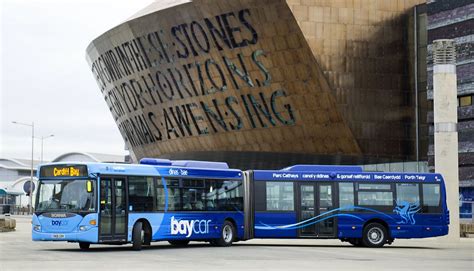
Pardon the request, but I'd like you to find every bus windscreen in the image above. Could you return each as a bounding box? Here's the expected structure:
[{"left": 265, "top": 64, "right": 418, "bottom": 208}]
[{"left": 36, "top": 179, "right": 96, "bottom": 213}]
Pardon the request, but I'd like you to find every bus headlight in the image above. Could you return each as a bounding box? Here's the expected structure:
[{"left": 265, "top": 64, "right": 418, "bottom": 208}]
[
  {"left": 79, "top": 226, "right": 87, "bottom": 231},
  {"left": 33, "top": 225, "right": 41, "bottom": 231}
]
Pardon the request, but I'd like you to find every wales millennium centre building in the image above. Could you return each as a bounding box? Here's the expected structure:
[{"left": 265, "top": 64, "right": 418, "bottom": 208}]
[{"left": 86, "top": 0, "right": 473, "bottom": 204}]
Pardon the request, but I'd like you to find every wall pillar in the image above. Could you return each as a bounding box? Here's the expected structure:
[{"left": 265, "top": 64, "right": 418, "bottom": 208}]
[{"left": 433, "top": 39, "right": 459, "bottom": 241}]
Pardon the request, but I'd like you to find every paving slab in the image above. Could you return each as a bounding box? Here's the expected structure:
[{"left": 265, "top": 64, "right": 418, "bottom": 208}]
[{"left": 1, "top": 216, "right": 472, "bottom": 271}]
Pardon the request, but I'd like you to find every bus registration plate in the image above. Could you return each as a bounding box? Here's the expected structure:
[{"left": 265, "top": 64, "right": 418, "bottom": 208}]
[{"left": 52, "top": 234, "right": 65, "bottom": 238}]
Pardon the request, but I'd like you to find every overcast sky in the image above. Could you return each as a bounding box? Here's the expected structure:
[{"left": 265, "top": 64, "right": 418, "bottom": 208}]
[{"left": 1, "top": 0, "right": 154, "bottom": 161}]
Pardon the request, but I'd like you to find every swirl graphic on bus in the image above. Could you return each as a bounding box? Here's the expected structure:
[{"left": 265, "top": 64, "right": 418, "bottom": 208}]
[
  {"left": 393, "top": 201, "right": 420, "bottom": 225},
  {"left": 255, "top": 206, "right": 395, "bottom": 230}
]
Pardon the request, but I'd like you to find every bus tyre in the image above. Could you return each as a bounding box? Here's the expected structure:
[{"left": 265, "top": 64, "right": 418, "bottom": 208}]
[
  {"left": 362, "top": 223, "right": 387, "bottom": 248},
  {"left": 79, "top": 242, "right": 90, "bottom": 250},
  {"left": 216, "top": 221, "right": 235, "bottom": 247},
  {"left": 168, "top": 240, "right": 190, "bottom": 247},
  {"left": 132, "top": 221, "right": 144, "bottom": 251}
]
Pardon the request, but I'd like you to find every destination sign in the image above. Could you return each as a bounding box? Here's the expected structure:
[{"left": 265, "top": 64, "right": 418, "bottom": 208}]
[
  {"left": 254, "top": 171, "right": 442, "bottom": 182},
  {"left": 40, "top": 165, "right": 88, "bottom": 178}
]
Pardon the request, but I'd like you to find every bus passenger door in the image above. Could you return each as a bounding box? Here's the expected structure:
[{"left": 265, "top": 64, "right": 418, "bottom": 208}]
[
  {"left": 298, "top": 183, "right": 336, "bottom": 237},
  {"left": 299, "top": 184, "right": 317, "bottom": 236},
  {"left": 316, "top": 183, "right": 336, "bottom": 237},
  {"left": 99, "top": 177, "right": 128, "bottom": 243}
]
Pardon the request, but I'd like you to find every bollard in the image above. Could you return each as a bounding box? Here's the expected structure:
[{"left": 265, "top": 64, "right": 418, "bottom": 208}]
[{"left": 0, "top": 217, "right": 16, "bottom": 232}]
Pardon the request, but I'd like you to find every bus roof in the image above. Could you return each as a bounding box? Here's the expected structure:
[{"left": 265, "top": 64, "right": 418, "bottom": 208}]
[
  {"left": 282, "top": 164, "right": 363, "bottom": 172},
  {"left": 37, "top": 161, "right": 242, "bottom": 180},
  {"left": 139, "top": 158, "right": 229, "bottom": 169}
]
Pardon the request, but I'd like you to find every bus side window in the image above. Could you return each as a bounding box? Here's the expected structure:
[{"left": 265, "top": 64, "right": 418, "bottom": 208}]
[
  {"left": 182, "top": 179, "right": 205, "bottom": 211},
  {"left": 422, "top": 184, "right": 441, "bottom": 213},
  {"left": 254, "top": 181, "right": 266, "bottom": 211},
  {"left": 128, "top": 176, "right": 154, "bottom": 212},
  {"left": 338, "top": 183, "right": 354, "bottom": 211},
  {"left": 396, "top": 183, "right": 420, "bottom": 204},
  {"left": 205, "top": 180, "right": 217, "bottom": 211},
  {"left": 215, "top": 180, "right": 243, "bottom": 211},
  {"left": 357, "top": 183, "right": 393, "bottom": 210},
  {"left": 155, "top": 183, "right": 166, "bottom": 211},
  {"left": 266, "top": 182, "right": 294, "bottom": 211},
  {"left": 162, "top": 178, "right": 180, "bottom": 211}
]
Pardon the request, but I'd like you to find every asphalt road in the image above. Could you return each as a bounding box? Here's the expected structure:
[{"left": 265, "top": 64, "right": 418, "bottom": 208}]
[{"left": 0, "top": 215, "right": 473, "bottom": 271}]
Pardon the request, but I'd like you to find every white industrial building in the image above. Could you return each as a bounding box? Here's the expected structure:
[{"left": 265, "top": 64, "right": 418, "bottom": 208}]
[{"left": 0, "top": 152, "right": 125, "bottom": 211}]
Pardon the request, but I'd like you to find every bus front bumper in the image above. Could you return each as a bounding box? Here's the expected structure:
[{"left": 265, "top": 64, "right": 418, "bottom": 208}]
[{"left": 32, "top": 227, "right": 98, "bottom": 243}]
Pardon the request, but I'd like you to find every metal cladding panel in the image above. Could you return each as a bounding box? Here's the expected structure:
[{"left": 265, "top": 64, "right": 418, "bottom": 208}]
[{"left": 86, "top": 0, "right": 424, "bottom": 165}]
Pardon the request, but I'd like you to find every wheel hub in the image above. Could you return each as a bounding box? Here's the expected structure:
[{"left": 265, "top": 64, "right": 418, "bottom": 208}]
[
  {"left": 368, "top": 228, "right": 383, "bottom": 244},
  {"left": 223, "top": 225, "right": 232, "bottom": 242}
]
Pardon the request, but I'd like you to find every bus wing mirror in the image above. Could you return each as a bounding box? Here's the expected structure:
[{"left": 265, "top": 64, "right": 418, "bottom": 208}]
[{"left": 86, "top": 180, "right": 93, "bottom": 193}]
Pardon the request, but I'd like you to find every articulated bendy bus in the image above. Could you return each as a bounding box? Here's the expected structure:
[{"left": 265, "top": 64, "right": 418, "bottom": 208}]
[{"left": 32, "top": 159, "right": 448, "bottom": 249}]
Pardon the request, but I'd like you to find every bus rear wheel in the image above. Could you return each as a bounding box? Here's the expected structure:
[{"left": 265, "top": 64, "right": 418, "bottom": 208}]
[
  {"left": 215, "top": 221, "right": 235, "bottom": 247},
  {"left": 168, "top": 240, "right": 190, "bottom": 247},
  {"left": 362, "top": 223, "right": 388, "bottom": 248},
  {"left": 132, "top": 221, "right": 144, "bottom": 251},
  {"left": 79, "top": 242, "right": 90, "bottom": 250}
]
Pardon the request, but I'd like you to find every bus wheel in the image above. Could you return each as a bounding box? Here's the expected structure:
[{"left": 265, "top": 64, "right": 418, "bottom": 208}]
[
  {"left": 216, "top": 221, "right": 235, "bottom": 247},
  {"left": 132, "top": 221, "right": 144, "bottom": 251},
  {"left": 362, "top": 223, "right": 387, "bottom": 248},
  {"left": 79, "top": 242, "right": 90, "bottom": 250},
  {"left": 168, "top": 240, "right": 190, "bottom": 247}
]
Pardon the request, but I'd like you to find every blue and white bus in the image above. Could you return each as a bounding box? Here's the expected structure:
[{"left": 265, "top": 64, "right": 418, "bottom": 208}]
[
  {"left": 32, "top": 160, "right": 449, "bottom": 249},
  {"left": 247, "top": 165, "right": 449, "bottom": 247}
]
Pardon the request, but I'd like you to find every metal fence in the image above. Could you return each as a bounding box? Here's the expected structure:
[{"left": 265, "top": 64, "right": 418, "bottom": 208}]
[
  {"left": 361, "top": 161, "right": 429, "bottom": 173},
  {"left": 0, "top": 204, "right": 31, "bottom": 215}
]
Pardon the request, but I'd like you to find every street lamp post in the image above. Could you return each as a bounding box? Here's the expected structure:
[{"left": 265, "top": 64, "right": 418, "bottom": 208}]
[
  {"left": 12, "top": 121, "right": 35, "bottom": 215},
  {"left": 37, "top": 134, "right": 54, "bottom": 164}
]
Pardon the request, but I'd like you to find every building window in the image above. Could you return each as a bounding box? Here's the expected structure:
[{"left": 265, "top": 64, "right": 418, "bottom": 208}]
[
  {"left": 266, "top": 182, "right": 294, "bottom": 211},
  {"left": 459, "top": 95, "right": 472, "bottom": 107}
]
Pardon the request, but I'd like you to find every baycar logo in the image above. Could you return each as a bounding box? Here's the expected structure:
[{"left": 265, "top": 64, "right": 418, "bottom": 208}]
[
  {"left": 171, "top": 216, "right": 211, "bottom": 238},
  {"left": 51, "top": 220, "right": 68, "bottom": 226}
]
